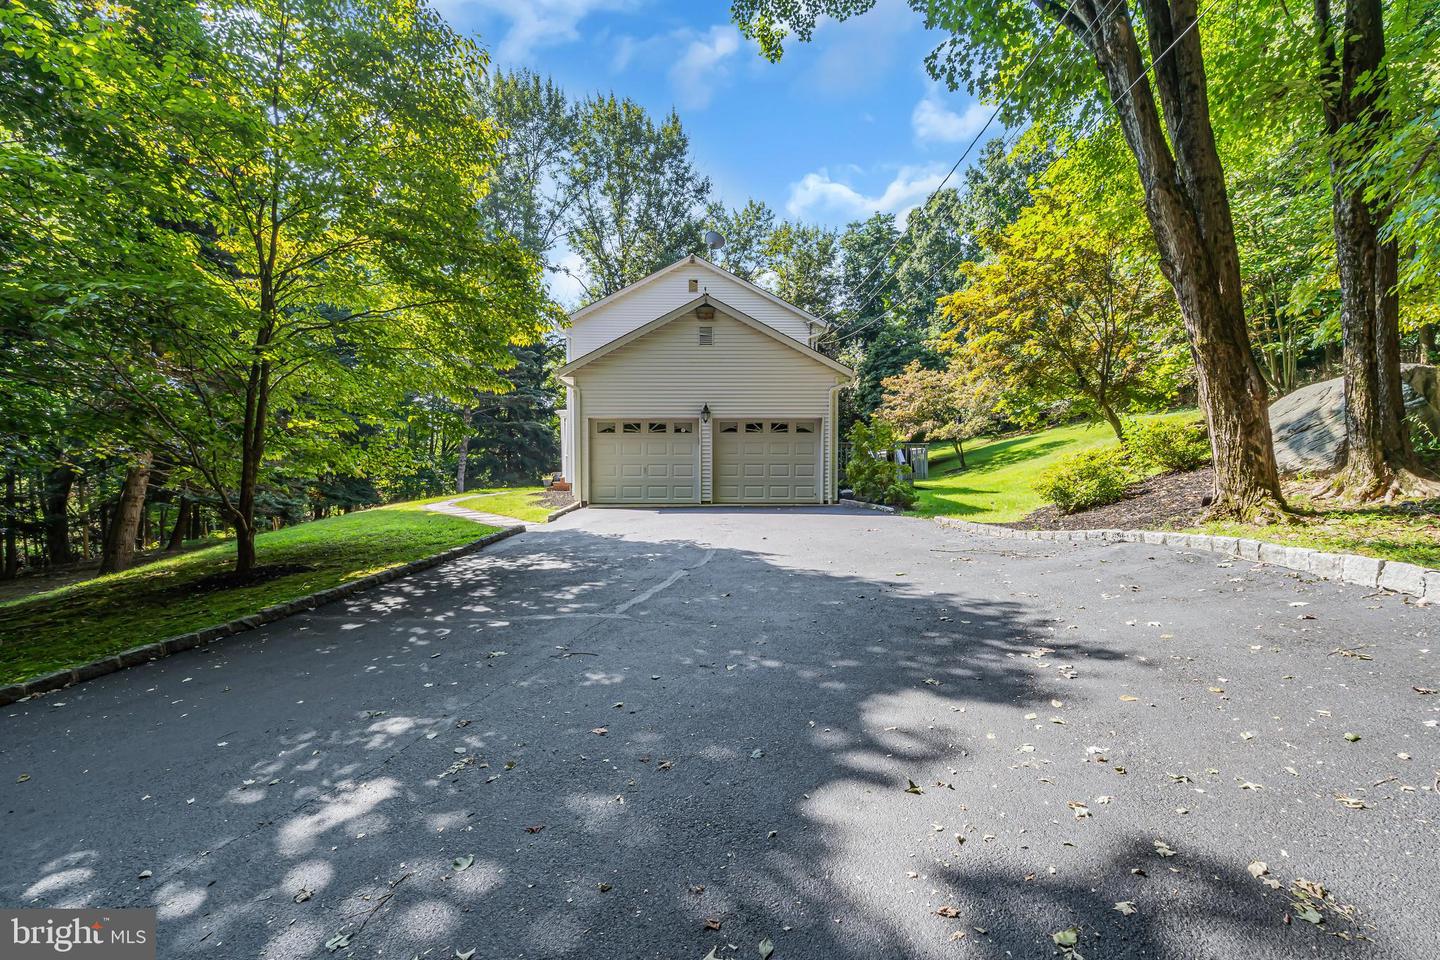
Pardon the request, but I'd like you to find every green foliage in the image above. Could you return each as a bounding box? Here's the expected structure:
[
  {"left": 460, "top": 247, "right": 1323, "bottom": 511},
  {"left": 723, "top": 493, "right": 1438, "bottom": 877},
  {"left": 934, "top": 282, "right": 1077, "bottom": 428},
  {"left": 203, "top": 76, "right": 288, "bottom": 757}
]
[
  {"left": 566, "top": 94, "right": 711, "bottom": 298},
  {"left": 1124, "top": 417, "right": 1212, "bottom": 473},
  {"left": 844, "top": 421, "right": 915, "bottom": 509},
  {"left": 1032, "top": 448, "right": 1131, "bottom": 514}
]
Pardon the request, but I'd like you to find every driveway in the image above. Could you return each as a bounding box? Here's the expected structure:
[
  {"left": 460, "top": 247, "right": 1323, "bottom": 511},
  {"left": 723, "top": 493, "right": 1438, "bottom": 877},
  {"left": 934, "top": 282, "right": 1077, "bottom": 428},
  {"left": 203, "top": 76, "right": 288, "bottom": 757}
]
[{"left": 1, "top": 507, "right": 1435, "bottom": 959}]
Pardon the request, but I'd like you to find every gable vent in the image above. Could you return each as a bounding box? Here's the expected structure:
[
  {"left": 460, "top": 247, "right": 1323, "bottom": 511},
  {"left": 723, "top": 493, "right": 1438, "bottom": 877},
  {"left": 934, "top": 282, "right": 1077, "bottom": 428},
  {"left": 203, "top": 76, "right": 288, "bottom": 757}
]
[
  {"left": 698, "top": 325, "right": 713, "bottom": 346},
  {"left": 688, "top": 278, "right": 699, "bottom": 292}
]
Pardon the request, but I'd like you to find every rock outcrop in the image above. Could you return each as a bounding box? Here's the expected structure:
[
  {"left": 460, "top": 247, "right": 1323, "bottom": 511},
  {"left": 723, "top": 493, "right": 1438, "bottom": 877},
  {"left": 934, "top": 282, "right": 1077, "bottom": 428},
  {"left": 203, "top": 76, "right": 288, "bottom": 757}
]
[{"left": 1268, "top": 364, "right": 1440, "bottom": 474}]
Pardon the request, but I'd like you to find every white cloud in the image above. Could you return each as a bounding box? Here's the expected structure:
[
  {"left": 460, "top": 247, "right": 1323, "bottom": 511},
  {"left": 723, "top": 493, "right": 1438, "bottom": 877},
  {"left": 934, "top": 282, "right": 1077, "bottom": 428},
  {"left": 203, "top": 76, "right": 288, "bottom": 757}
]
[
  {"left": 449, "top": 0, "right": 639, "bottom": 65},
  {"left": 668, "top": 25, "right": 742, "bottom": 109},
  {"left": 785, "top": 165, "right": 948, "bottom": 225},
  {"left": 912, "top": 88, "right": 992, "bottom": 145}
]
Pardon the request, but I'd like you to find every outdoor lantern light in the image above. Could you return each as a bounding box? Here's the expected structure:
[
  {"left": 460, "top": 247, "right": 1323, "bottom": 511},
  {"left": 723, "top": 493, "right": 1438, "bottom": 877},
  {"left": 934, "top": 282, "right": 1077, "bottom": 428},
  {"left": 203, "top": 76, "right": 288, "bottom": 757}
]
[{"left": 701, "top": 404, "right": 711, "bottom": 424}]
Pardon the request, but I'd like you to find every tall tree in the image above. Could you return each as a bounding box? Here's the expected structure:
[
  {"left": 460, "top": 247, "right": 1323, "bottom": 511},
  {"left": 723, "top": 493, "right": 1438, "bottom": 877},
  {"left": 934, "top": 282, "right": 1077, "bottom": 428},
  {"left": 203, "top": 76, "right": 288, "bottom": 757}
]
[
  {"left": 763, "top": 221, "right": 841, "bottom": 318},
  {"left": 705, "top": 198, "right": 777, "bottom": 281},
  {"left": 1315, "top": 0, "right": 1424, "bottom": 497},
  {"left": 732, "top": 0, "right": 1285, "bottom": 517},
  {"left": 6, "top": 0, "right": 549, "bottom": 572},
  {"left": 565, "top": 95, "right": 711, "bottom": 299}
]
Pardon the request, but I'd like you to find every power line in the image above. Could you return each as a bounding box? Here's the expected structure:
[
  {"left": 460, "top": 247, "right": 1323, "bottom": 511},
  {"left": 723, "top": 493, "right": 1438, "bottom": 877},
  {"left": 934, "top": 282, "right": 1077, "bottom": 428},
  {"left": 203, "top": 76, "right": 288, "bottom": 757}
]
[
  {"left": 818, "top": 0, "right": 1126, "bottom": 346},
  {"left": 823, "top": 0, "right": 1224, "bottom": 351},
  {"left": 814, "top": 0, "right": 1091, "bottom": 332}
]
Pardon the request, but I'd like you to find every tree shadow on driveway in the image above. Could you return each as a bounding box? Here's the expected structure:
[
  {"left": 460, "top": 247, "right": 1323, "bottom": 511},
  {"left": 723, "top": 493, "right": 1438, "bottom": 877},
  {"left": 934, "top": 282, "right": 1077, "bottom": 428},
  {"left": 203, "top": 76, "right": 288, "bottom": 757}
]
[{"left": 0, "top": 517, "right": 1417, "bottom": 958}]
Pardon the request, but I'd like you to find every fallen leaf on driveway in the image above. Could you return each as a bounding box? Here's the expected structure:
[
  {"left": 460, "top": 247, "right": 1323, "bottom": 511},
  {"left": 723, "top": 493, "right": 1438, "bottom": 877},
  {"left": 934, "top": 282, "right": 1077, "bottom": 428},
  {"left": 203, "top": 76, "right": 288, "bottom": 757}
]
[
  {"left": 935, "top": 905, "right": 961, "bottom": 918},
  {"left": 456, "top": 950, "right": 476, "bottom": 960},
  {"left": 1153, "top": 840, "right": 1176, "bottom": 858},
  {"left": 1248, "top": 861, "right": 1269, "bottom": 879},
  {"left": 293, "top": 888, "right": 312, "bottom": 903},
  {"left": 591, "top": 727, "right": 608, "bottom": 736},
  {"left": 904, "top": 779, "right": 924, "bottom": 795},
  {"left": 704, "top": 917, "right": 722, "bottom": 930},
  {"left": 1343, "top": 732, "right": 1361, "bottom": 742},
  {"left": 452, "top": 855, "right": 475, "bottom": 871},
  {"left": 524, "top": 825, "right": 544, "bottom": 834},
  {"left": 16, "top": 774, "right": 29, "bottom": 783},
  {"left": 597, "top": 882, "right": 612, "bottom": 892},
  {"left": 759, "top": 937, "right": 775, "bottom": 959},
  {"left": 1335, "top": 795, "right": 1368, "bottom": 810},
  {"left": 1415, "top": 686, "right": 1437, "bottom": 695},
  {"left": 1118, "top": 695, "right": 1138, "bottom": 702},
  {"left": 1113, "top": 901, "right": 1136, "bottom": 916},
  {"left": 325, "top": 931, "right": 352, "bottom": 951}
]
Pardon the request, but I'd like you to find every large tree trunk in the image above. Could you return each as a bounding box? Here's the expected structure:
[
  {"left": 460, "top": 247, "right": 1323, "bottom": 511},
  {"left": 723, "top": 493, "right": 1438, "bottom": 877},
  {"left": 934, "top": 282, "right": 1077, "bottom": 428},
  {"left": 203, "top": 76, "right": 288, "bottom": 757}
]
[
  {"left": 1057, "top": 0, "right": 1282, "bottom": 516},
  {"left": 1419, "top": 323, "right": 1436, "bottom": 363},
  {"left": 1317, "top": 0, "right": 1420, "bottom": 498},
  {"left": 99, "top": 453, "right": 152, "bottom": 575},
  {"left": 42, "top": 464, "right": 74, "bottom": 566}
]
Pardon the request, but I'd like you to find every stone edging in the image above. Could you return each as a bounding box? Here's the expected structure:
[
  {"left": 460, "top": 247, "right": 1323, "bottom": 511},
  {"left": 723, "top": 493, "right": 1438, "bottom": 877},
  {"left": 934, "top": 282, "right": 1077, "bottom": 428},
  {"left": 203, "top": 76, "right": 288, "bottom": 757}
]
[
  {"left": 546, "top": 501, "right": 584, "bottom": 522},
  {"left": 0, "top": 526, "right": 526, "bottom": 709},
  {"left": 933, "top": 516, "right": 1437, "bottom": 603},
  {"left": 838, "top": 495, "right": 899, "bottom": 514}
]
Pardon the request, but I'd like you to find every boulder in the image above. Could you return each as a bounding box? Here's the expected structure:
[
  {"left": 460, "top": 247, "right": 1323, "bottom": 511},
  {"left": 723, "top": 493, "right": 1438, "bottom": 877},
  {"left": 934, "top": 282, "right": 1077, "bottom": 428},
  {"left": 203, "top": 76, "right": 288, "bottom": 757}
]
[{"left": 1268, "top": 364, "right": 1440, "bottom": 474}]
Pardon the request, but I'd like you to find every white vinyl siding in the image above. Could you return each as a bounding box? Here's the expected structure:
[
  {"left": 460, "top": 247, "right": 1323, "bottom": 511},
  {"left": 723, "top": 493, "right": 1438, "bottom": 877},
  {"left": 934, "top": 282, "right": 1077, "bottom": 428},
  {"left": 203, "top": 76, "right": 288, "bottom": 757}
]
[
  {"left": 573, "top": 313, "right": 840, "bottom": 419},
  {"left": 568, "top": 262, "right": 813, "bottom": 357}
]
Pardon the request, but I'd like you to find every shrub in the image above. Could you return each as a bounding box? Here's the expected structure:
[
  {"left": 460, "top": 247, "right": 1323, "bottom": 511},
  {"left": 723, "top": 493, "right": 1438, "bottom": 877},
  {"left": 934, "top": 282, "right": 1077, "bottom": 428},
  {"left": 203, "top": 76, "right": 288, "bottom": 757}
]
[
  {"left": 1033, "top": 449, "right": 1131, "bottom": 513},
  {"left": 1124, "top": 417, "right": 1211, "bottom": 472},
  {"left": 844, "top": 421, "right": 915, "bottom": 509}
]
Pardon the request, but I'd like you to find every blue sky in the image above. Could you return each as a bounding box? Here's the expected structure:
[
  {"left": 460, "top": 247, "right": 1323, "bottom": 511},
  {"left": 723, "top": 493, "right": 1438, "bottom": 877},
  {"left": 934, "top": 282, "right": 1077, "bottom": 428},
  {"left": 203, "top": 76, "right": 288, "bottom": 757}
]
[{"left": 432, "top": 0, "right": 994, "bottom": 301}]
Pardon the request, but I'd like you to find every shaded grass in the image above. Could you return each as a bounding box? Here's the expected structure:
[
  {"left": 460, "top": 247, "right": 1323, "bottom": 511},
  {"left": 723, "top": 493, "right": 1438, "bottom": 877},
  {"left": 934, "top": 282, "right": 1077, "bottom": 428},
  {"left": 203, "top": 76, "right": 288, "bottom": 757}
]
[
  {"left": 1192, "top": 496, "right": 1440, "bottom": 569},
  {"left": 455, "top": 486, "right": 552, "bottom": 523},
  {"left": 0, "top": 504, "right": 497, "bottom": 686},
  {"left": 910, "top": 414, "right": 1195, "bottom": 522}
]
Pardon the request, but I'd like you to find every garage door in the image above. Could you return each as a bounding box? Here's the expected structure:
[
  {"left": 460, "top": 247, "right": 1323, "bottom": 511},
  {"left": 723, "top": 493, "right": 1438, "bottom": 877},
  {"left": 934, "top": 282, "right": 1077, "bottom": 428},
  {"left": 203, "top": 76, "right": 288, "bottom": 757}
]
[
  {"left": 714, "top": 419, "right": 820, "bottom": 503},
  {"left": 589, "top": 419, "right": 698, "bottom": 504}
]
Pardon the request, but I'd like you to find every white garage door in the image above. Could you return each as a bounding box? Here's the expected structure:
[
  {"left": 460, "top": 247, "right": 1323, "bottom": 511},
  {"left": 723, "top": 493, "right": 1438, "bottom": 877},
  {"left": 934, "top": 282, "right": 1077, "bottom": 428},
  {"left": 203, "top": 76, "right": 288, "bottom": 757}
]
[
  {"left": 589, "top": 419, "right": 699, "bottom": 504},
  {"left": 714, "top": 419, "right": 821, "bottom": 504}
]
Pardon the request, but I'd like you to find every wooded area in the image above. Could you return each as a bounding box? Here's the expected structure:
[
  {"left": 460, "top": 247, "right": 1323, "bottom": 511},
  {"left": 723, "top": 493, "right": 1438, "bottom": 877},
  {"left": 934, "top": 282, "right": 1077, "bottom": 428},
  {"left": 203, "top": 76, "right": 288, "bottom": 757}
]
[{"left": 4, "top": 0, "right": 1438, "bottom": 583}]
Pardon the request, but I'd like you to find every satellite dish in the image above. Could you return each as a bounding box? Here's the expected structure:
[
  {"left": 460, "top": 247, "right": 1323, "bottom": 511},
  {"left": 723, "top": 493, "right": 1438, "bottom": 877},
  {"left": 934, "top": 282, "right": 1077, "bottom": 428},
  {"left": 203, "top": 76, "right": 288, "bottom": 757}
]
[{"left": 705, "top": 230, "right": 725, "bottom": 250}]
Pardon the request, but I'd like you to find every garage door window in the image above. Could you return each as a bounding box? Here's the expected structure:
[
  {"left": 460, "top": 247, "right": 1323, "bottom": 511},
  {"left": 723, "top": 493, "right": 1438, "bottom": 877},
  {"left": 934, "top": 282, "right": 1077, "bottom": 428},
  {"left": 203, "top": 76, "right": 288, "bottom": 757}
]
[
  {"left": 719, "top": 422, "right": 738, "bottom": 433},
  {"left": 622, "top": 421, "right": 641, "bottom": 433},
  {"left": 770, "top": 421, "right": 789, "bottom": 432},
  {"left": 673, "top": 422, "right": 693, "bottom": 433},
  {"left": 648, "top": 421, "right": 667, "bottom": 433},
  {"left": 745, "top": 421, "right": 763, "bottom": 433},
  {"left": 795, "top": 422, "right": 814, "bottom": 433},
  {"left": 595, "top": 421, "right": 616, "bottom": 434}
]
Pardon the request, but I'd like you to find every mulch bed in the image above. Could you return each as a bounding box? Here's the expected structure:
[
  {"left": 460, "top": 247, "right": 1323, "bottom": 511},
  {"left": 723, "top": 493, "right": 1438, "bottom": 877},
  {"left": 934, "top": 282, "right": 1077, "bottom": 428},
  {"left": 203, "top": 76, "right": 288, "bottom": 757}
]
[
  {"left": 540, "top": 487, "right": 576, "bottom": 510},
  {"left": 1014, "top": 468, "right": 1214, "bottom": 531}
]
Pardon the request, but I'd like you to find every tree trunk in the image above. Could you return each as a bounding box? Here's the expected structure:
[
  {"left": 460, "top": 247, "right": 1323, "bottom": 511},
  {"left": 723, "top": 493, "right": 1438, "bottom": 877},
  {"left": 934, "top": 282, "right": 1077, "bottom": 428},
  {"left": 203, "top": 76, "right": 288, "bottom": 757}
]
[
  {"left": 1420, "top": 323, "right": 1436, "bottom": 363},
  {"left": 166, "top": 495, "right": 190, "bottom": 551},
  {"left": 1316, "top": 0, "right": 1419, "bottom": 498},
  {"left": 456, "top": 415, "right": 472, "bottom": 494},
  {"left": 1057, "top": 0, "right": 1283, "bottom": 517},
  {"left": 42, "top": 464, "right": 74, "bottom": 566},
  {"left": 99, "top": 453, "right": 152, "bottom": 575},
  {"left": 1101, "top": 404, "right": 1125, "bottom": 441},
  {"left": 2, "top": 470, "right": 18, "bottom": 579}
]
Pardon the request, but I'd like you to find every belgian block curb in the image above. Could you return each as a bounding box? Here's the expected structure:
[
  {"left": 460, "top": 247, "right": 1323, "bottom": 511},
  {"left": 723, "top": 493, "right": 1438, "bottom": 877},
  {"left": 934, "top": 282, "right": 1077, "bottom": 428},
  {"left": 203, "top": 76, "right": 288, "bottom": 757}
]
[
  {"left": 838, "top": 495, "right": 899, "bottom": 514},
  {"left": 545, "top": 501, "right": 585, "bottom": 522},
  {"left": 933, "top": 516, "right": 1438, "bottom": 604},
  {"left": 0, "top": 525, "right": 525, "bottom": 709}
]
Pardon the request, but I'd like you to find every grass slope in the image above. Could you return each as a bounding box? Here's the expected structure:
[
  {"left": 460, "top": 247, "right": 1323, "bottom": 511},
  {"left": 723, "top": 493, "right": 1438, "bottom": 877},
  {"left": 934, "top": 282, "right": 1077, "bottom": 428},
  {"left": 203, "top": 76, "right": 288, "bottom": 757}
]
[
  {"left": 911, "top": 421, "right": 1136, "bottom": 522},
  {"left": 455, "top": 486, "right": 552, "bottom": 523},
  {"left": 0, "top": 503, "right": 496, "bottom": 686}
]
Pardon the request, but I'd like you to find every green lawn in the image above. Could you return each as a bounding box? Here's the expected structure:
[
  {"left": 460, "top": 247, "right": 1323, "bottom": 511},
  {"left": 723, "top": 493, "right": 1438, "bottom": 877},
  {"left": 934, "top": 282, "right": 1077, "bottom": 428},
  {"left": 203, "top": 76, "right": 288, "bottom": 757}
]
[
  {"left": 0, "top": 503, "right": 497, "bottom": 686},
  {"left": 911, "top": 417, "right": 1185, "bottom": 522},
  {"left": 455, "top": 486, "right": 553, "bottom": 523}
]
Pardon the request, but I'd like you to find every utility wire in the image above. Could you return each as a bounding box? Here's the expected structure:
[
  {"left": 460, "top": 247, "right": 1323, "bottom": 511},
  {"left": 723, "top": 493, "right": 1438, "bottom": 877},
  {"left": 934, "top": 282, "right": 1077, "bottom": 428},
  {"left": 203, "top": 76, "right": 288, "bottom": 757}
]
[
  {"left": 821, "top": 0, "right": 1224, "bottom": 351},
  {"left": 814, "top": 0, "right": 1091, "bottom": 333}
]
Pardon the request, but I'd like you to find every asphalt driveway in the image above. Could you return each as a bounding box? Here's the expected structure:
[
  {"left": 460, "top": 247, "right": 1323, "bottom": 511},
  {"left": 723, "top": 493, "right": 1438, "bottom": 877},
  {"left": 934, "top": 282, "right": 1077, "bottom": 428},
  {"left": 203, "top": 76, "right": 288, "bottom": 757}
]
[{"left": 1, "top": 507, "right": 1436, "bottom": 959}]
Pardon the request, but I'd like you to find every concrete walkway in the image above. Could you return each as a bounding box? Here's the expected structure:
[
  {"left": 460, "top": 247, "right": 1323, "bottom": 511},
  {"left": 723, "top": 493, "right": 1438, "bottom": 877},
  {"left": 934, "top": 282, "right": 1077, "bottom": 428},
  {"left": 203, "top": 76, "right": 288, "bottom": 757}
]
[{"left": 422, "top": 496, "right": 525, "bottom": 529}]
